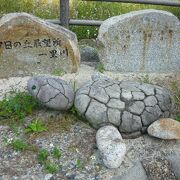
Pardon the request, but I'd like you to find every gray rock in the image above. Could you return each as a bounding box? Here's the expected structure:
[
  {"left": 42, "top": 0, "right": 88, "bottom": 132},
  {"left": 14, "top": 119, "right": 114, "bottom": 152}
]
[
  {"left": 167, "top": 155, "right": 180, "bottom": 179},
  {"left": 75, "top": 78, "right": 172, "bottom": 133},
  {"left": 141, "top": 105, "right": 162, "bottom": 126},
  {"left": 144, "top": 96, "right": 157, "bottom": 106},
  {"left": 27, "top": 76, "right": 74, "bottom": 110},
  {"left": 147, "top": 118, "right": 180, "bottom": 139},
  {"left": 80, "top": 45, "right": 100, "bottom": 65},
  {"left": 114, "top": 161, "right": 148, "bottom": 180},
  {"left": 107, "top": 99, "right": 125, "bottom": 110},
  {"left": 121, "top": 90, "right": 133, "bottom": 101},
  {"left": 128, "top": 101, "right": 145, "bottom": 115},
  {"left": 96, "top": 126, "right": 126, "bottom": 168},
  {"left": 85, "top": 100, "right": 108, "bottom": 129},
  {"left": 98, "top": 9, "right": 180, "bottom": 73},
  {"left": 132, "top": 92, "right": 145, "bottom": 100},
  {"left": 119, "top": 111, "right": 142, "bottom": 133},
  {"left": 142, "top": 156, "right": 176, "bottom": 180},
  {"left": 0, "top": 13, "right": 80, "bottom": 78},
  {"left": 107, "top": 108, "right": 121, "bottom": 126}
]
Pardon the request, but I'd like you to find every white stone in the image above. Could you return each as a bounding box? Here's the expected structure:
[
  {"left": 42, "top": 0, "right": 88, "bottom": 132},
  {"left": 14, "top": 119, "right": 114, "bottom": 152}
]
[
  {"left": 96, "top": 126, "right": 126, "bottom": 168},
  {"left": 98, "top": 9, "right": 180, "bottom": 73}
]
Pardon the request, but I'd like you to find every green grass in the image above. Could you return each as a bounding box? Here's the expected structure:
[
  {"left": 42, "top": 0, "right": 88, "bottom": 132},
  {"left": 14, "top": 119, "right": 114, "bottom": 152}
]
[
  {"left": 0, "top": 91, "right": 39, "bottom": 122},
  {"left": 52, "top": 147, "right": 61, "bottom": 159},
  {"left": 37, "top": 149, "right": 49, "bottom": 164},
  {"left": 25, "top": 119, "right": 47, "bottom": 133},
  {"left": 9, "top": 138, "right": 29, "bottom": 151},
  {"left": 0, "top": 0, "right": 179, "bottom": 39}
]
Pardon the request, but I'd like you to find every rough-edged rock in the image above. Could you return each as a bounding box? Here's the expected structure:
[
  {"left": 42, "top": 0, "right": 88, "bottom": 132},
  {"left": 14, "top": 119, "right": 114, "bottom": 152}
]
[
  {"left": 147, "top": 118, "right": 180, "bottom": 139},
  {"left": 114, "top": 161, "right": 148, "bottom": 180},
  {"left": 167, "top": 155, "right": 180, "bottom": 179},
  {"left": 96, "top": 126, "right": 126, "bottom": 168},
  {"left": 98, "top": 9, "right": 180, "bottom": 73},
  {"left": 142, "top": 157, "right": 176, "bottom": 180},
  {"left": 0, "top": 13, "right": 80, "bottom": 78},
  {"left": 75, "top": 78, "right": 172, "bottom": 134},
  {"left": 27, "top": 76, "right": 74, "bottom": 111}
]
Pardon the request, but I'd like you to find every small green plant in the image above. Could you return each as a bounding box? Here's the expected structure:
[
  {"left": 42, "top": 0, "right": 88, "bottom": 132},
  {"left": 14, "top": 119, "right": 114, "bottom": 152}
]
[
  {"left": 0, "top": 91, "right": 39, "bottom": 121},
  {"left": 52, "top": 69, "right": 65, "bottom": 76},
  {"left": 76, "top": 159, "right": 81, "bottom": 169},
  {"left": 37, "top": 149, "right": 49, "bottom": 164},
  {"left": 175, "top": 115, "right": 180, "bottom": 122},
  {"left": 95, "top": 62, "right": 105, "bottom": 73},
  {"left": 44, "top": 161, "right": 59, "bottom": 174},
  {"left": 52, "top": 147, "right": 61, "bottom": 159},
  {"left": 25, "top": 119, "right": 47, "bottom": 133},
  {"left": 69, "top": 105, "right": 79, "bottom": 116},
  {"left": 10, "top": 138, "right": 29, "bottom": 151},
  {"left": 140, "top": 74, "right": 151, "bottom": 84}
]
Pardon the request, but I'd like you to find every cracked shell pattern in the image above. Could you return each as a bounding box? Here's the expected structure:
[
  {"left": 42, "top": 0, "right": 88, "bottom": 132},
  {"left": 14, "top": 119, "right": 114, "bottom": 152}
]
[
  {"left": 74, "top": 79, "right": 172, "bottom": 133},
  {"left": 27, "top": 76, "right": 74, "bottom": 111}
]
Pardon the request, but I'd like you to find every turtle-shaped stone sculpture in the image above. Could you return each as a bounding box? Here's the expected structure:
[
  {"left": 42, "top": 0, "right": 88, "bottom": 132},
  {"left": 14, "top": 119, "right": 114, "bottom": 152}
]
[
  {"left": 74, "top": 75, "right": 172, "bottom": 135},
  {"left": 27, "top": 76, "right": 74, "bottom": 111}
]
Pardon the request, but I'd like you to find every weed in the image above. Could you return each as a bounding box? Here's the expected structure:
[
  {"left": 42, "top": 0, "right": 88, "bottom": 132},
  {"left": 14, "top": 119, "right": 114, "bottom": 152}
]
[
  {"left": 52, "top": 147, "right": 61, "bottom": 159},
  {"left": 76, "top": 159, "right": 81, "bottom": 169},
  {"left": 44, "top": 161, "right": 59, "bottom": 174},
  {"left": 0, "top": 91, "right": 39, "bottom": 121},
  {"left": 175, "top": 115, "right": 180, "bottom": 122},
  {"left": 25, "top": 119, "right": 47, "bottom": 133},
  {"left": 96, "top": 62, "right": 105, "bottom": 73},
  {"left": 37, "top": 149, "right": 49, "bottom": 164},
  {"left": 52, "top": 69, "right": 65, "bottom": 76},
  {"left": 140, "top": 74, "right": 151, "bottom": 84},
  {"left": 69, "top": 105, "right": 79, "bottom": 116},
  {"left": 10, "top": 138, "right": 29, "bottom": 151}
]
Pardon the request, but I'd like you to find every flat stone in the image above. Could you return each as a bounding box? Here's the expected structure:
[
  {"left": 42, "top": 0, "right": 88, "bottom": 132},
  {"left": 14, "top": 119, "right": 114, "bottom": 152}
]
[
  {"left": 107, "top": 98, "right": 125, "bottom": 110},
  {"left": 141, "top": 105, "right": 162, "bottom": 126},
  {"left": 114, "top": 161, "right": 148, "bottom": 180},
  {"left": 142, "top": 157, "right": 176, "bottom": 180},
  {"left": 119, "top": 111, "right": 142, "bottom": 133},
  {"left": 107, "top": 108, "right": 121, "bottom": 126},
  {"left": 105, "top": 84, "right": 121, "bottom": 99},
  {"left": 98, "top": 9, "right": 180, "bottom": 73},
  {"left": 167, "top": 155, "right": 180, "bottom": 179},
  {"left": 27, "top": 76, "right": 74, "bottom": 110},
  {"left": 121, "top": 90, "right": 133, "bottom": 101},
  {"left": 147, "top": 118, "right": 180, "bottom": 139},
  {"left": 0, "top": 13, "right": 80, "bottom": 78},
  {"left": 132, "top": 91, "right": 145, "bottom": 100},
  {"left": 96, "top": 126, "right": 126, "bottom": 168},
  {"left": 138, "top": 84, "right": 155, "bottom": 96},
  {"left": 74, "top": 94, "right": 90, "bottom": 116},
  {"left": 128, "top": 101, "right": 145, "bottom": 115},
  {"left": 89, "top": 85, "right": 109, "bottom": 104},
  {"left": 144, "top": 96, "right": 158, "bottom": 106},
  {"left": 85, "top": 100, "right": 108, "bottom": 129}
]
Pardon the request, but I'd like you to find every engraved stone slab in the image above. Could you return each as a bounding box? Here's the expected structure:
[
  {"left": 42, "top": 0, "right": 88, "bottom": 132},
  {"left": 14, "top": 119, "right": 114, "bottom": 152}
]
[
  {"left": 0, "top": 13, "right": 80, "bottom": 78},
  {"left": 98, "top": 9, "right": 180, "bottom": 73}
]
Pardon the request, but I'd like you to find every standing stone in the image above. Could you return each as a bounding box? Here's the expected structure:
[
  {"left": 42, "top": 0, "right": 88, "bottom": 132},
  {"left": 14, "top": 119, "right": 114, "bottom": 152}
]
[
  {"left": 96, "top": 125, "right": 126, "bottom": 168},
  {"left": 0, "top": 13, "right": 80, "bottom": 78},
  {"left": 98, "top": 9, "right": 180, "bottom": 73}
]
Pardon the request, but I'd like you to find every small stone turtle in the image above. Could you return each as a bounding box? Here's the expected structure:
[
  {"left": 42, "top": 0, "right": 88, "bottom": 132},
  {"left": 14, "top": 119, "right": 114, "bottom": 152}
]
[{"left": 27, "top": 76, "right": 74, "bottom": 111}]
